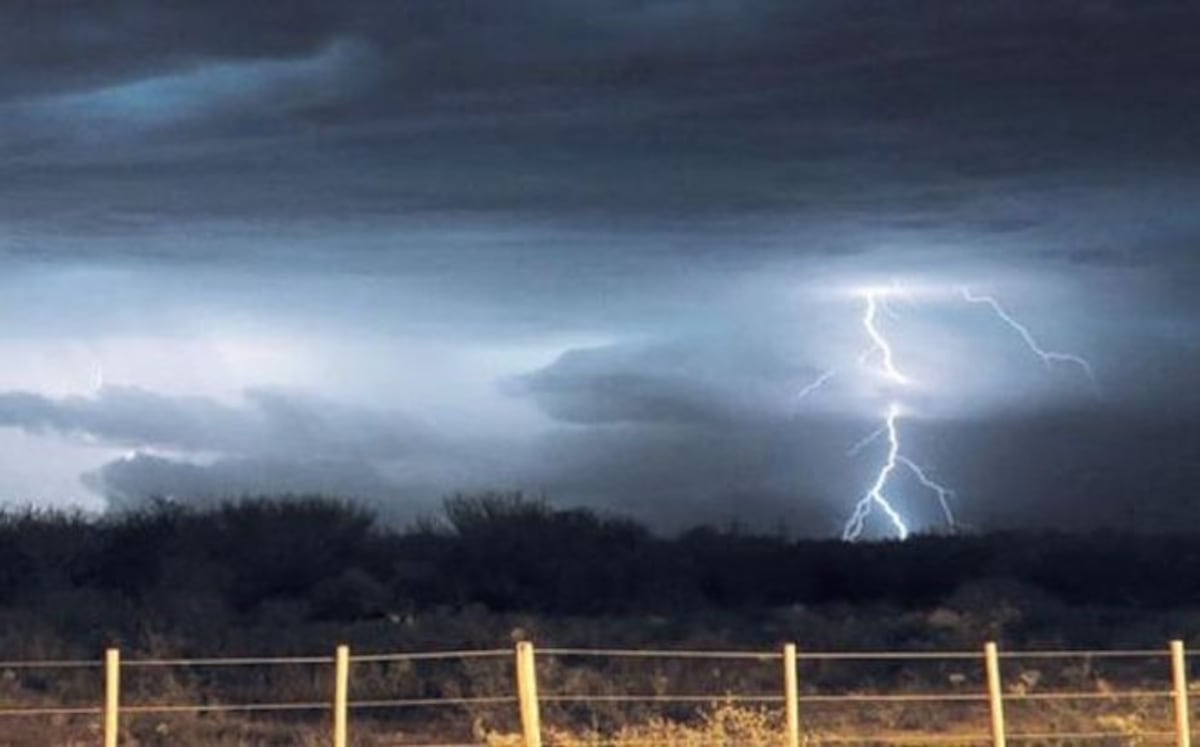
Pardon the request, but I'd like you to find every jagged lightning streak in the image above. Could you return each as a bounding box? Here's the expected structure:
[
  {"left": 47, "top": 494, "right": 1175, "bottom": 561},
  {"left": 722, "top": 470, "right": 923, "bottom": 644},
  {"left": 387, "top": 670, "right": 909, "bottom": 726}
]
[
  {"left": 960, "top": 287, "right": 1097, "bottom": 386},
  {"left": 793, "top": 289, "right": 907, "bottom": 407},
  {"left": 897, "top": 456, "right": 956, "bottom": 527},
  {"left": 801, "top": 284, "right": 1090, "bottom": 540},
  {"left": 839, "top": 288, "right": 958, "bottom": 541},
  {"left": 861, "top": 290, "right": 908, "bottom": 385},
  {"left": 842, "top": 403, "right": 909, "bottom": 540}
]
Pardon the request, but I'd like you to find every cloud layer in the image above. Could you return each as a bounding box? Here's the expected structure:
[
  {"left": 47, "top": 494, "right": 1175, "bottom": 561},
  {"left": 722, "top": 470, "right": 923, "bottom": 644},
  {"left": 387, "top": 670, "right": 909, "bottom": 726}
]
[{"left": 1, "top": 1, "right": 1198, "bottom": 536}]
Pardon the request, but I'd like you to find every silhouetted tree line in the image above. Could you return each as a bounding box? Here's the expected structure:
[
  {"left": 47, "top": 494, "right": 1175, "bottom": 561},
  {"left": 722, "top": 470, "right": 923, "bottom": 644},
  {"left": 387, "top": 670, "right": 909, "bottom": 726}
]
[{"left": 0, "top": 493, "right": 1195, "bottom": 625}]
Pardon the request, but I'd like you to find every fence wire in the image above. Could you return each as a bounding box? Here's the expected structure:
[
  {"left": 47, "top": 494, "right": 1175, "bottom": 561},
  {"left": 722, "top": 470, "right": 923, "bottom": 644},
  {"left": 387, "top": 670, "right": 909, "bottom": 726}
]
[{"left": 0, "top": 643, "right": 1194, "bottom": 745}]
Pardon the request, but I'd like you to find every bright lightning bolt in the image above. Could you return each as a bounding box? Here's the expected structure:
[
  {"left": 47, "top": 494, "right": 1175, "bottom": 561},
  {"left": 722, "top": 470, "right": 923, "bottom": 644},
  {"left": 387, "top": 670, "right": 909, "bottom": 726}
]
[
  {"left": 842, "top": 403, "right": 909, "bottom": 541},
  {"left": 796, "top": 282, "right": 1093, "bottom": 540},
  {"left": 960, "top": 286, "right": 1097, "bottom": 387},
  {"left": 839, "top": 288, "right": 958, "bottom": 540},
  {"left": 862, "top": 290, "right": 908, "bottom": 385}
]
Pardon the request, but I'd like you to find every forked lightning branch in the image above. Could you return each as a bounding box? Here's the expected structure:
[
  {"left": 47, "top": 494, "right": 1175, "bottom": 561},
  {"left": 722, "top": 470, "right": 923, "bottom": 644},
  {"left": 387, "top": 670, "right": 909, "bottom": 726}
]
[{"left": 797, "top": 284, "right": 1096, "bottom": 541}]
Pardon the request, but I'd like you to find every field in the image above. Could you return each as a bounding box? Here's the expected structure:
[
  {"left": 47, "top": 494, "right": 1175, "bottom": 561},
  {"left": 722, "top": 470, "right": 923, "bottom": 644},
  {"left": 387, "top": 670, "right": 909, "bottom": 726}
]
[
  {"left": 2, "top": 495, "right": 1199, "bottom": 745},
  {"left": 0, "top": 640, "right": 1195, "bottom": 745}
]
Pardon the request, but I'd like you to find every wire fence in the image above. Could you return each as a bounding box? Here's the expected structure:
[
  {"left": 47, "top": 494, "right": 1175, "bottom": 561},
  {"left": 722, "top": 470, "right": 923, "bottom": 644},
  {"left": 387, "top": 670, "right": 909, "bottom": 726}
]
[{"left": 0, "top": 641, "right": 1196, "bottom": 745}]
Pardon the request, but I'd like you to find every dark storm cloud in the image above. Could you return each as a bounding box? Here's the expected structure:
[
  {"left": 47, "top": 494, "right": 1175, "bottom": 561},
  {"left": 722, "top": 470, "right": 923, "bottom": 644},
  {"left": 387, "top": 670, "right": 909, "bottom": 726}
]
[
  {"left": 502, "top": 322, "right": 1200, "bottom": 535},
  {"left": 12, "top": 0, "right": 1198, "bottom": 111},
  {"left": 84, "top": 453, "right": 402, "bottom": 513},
  {"left": 922, "top": 410, "right": 1200, "bottom": 533},
  {"left": 0, "top": 385, "right": 472, "bottom": 517},
  {"left": 521, "top": 417, "right": 859, "bottom": 535},
  {"left": 5, "top": 0, "right": 1200, "bottom": 252},
  {"left": 512, "top": 336, "right": 805, "bottom": 426},
  {"left": 0, "top": 386, "right": 431, "bottom": 460},
  {"left": 516, "top": 398, "right": 1200, "bottom": 536},
  {"left": 3, "top": 0, "right": 1200, "bottom": 536},
  {"left": 0, "top": 0, "right": 351, "bottom": 99}
]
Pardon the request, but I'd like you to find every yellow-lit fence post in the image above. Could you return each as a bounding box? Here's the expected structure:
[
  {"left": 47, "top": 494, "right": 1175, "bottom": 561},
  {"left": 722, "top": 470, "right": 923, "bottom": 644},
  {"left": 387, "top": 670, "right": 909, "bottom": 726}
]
[
  {"left": 515, "top": 642, "right": 543, "bottom": 747},
  {"left": 984, "top": 642, "right": 1006, "bottom": 747},
  {"left": 104, "top": 647, "right": 120, "bottom": 747},
  {"left": 783, "top": 643, "right": 800, "bottom": 747},
  {"left": 334, "top": 645, "right": 350, "bottom": 747},
  {"left": 1172, "top": 640, "right": 1191, "bottom": 747}
]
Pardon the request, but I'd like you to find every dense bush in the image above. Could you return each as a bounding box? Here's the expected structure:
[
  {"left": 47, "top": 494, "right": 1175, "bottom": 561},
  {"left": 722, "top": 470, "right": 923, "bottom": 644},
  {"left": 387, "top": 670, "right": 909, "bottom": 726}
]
[{"left": 1, "top": 493, "right": 1198, "bottom": 634}]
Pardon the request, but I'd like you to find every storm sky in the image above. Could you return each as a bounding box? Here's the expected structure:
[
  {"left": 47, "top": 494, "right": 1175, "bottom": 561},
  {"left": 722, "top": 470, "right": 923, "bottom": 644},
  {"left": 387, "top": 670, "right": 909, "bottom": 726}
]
[{"left": 2, "top": 0, "right": 1199, "bottom": 536}]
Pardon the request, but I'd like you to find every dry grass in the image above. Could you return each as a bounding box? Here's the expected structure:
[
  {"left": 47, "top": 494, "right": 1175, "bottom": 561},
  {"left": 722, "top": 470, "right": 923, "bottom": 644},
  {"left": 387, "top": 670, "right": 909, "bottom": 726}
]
[
  {"left": 484, "top": 704, "right": 786, "bottom": 747},
  {"left": 478, "top": 701, "right": 1173, "bottom": 746},
  {"left": 0, "top": 699, "right": 1180, "bottom": 746}
]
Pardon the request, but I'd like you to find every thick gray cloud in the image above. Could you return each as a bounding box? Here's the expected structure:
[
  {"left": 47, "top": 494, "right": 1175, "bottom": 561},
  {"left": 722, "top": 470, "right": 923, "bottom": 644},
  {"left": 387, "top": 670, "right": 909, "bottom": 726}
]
[
  {"left": 0, "top": 385, "right": 494, "bottom": 518},
  {"left": 4, "top": 0, "right": 1200, "bottom": 243},
  {"left": 514, "top": 372, "right": 1200, "bottom": 535},
  {"left": 84, "top": 453, "right": 400, "bottom": 513},
  {"left": 512, "top": 335, "right": 806, "bottom": 426},
  {"left": 0, "top": 386, "right": 432, "bottom": 459}
]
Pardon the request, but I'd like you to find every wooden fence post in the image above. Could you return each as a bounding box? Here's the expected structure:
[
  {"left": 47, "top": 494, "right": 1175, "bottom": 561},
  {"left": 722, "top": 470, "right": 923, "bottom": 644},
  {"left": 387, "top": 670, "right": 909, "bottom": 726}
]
[
  {"left": 783, "top": 643, "right": 800, "bottom": 747},
  {"left": 104, "top": 648, "right": 120, "bottom": 747},
  {"left": 333, "top": 645, "right": 350, "bottom": 747},
  {"left": 1172, "top": 640, "right": 1191, "bottom": 747},
  {"left": 515, "top": 642, "right": 543, "bottom": 747},
  {"left": 984, "top": 642, "right": 1006, "bottom": 747}
]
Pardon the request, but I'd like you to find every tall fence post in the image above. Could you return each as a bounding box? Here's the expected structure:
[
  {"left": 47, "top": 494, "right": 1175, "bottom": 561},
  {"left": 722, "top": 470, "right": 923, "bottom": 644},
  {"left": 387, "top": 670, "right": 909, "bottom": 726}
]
[
  {"left": 515, "top": 641, "right": 543, "bottom": 747},
  {"left": 783, "top": 643, "right": 800, "bottom": 747},
  {"left": 1172, "top": 640, "right": 1191, "bottom": 747},
  {"left": 104, "top": 647, "right": 120, "bottom": 747},
  {"left": 984, "top": 642, "right": 1006, "bottom": 747},
  {"left": 333, "top": 644, "right": 350, "bottom": 747}
]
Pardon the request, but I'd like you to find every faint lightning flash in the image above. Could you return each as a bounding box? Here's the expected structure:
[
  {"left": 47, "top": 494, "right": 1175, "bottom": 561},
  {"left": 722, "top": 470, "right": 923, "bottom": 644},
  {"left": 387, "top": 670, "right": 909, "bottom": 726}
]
[
  {"left": 960, "top": 287, "right": 1097, "bottom": 387},
  {"left": 846, "top": 423, "right": 887, "bottom": 457},
  {"left": 794, "top": 368, "right": 838, "bottom": 405}
]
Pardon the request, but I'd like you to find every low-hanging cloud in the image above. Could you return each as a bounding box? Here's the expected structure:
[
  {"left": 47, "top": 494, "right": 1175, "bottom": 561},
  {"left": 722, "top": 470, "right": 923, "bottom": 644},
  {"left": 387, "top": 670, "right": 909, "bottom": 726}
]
[
  {"left": 5, "top": 0, "right": 1200, "bottom": 249},
  {"left": 511, "top": 336, "right": 807, "bottom": 427},
  {"left": 84, "top": 453, "right": 400, "bottom": 513},
  {"left": 0, "top": 386, "right": 433, "bottom": 460}
]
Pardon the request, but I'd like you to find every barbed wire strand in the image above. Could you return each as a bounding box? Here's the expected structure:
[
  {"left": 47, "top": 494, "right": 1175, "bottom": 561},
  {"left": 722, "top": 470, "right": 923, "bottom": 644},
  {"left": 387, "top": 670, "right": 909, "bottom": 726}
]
[
  {"left": 351, "top": 650, "right": 512, "bottom": 663},
  {"left": 350, "top": 696, "right": 517, "bottom": 709},
  {"left": 539, "top": 648, "right": 782, "bottom": 661},
  {"left": 801, "top": 737, "right": 992, "bottom": 745},
  {"left": 0, "top": 706, "right": 101, "bottom": 717},
  {"left": 1004, "top": 690, "right": 1172, "bottom": 701},
  {"left": 121, "top": 702, "right": 328, "bottom": 715},
  {"left": 124, "top": 656, "right": 332, "bottom": 668},
  {"left": 540, "top": 694, "right": 785, "bottom": 704},
  {"left": 1008, "top": 739, "right": 1176, "bottom": 744},
  {"left": 0, "top": 660, "right": 103, "bottom": 669},
  {"left": 999, "top": 649, "right": 1168, "bottom": 660}
]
